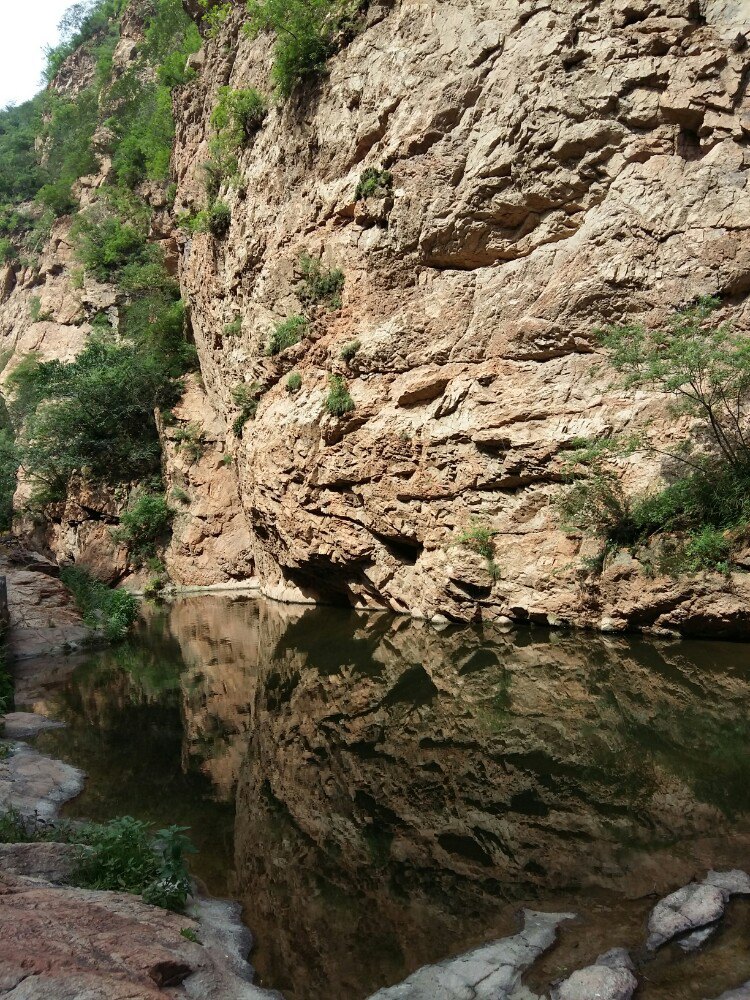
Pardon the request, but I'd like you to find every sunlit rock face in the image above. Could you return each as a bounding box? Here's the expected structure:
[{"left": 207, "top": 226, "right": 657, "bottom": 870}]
[{"left": 172, "top": 0, "right": 750, "bottom": 631}]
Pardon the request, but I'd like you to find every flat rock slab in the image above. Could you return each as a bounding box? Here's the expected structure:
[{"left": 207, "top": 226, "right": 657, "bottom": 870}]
[
  {"left": 647, "top": 870, "right": 750, "bottom": 952},
  {"left": 0, "top": 842, "right": 79, "bottom": 883},
  {"left": 367, "top": 909, "right": 574, "bottom": 999},
  {"left": 3, "top": 712, "right": 65, "bottom": 740},
  {"left": 0, "top": 742, "right": 84, "bottom": 819},
  {"left": 551, "top": 949, "right": 637, "bottom": 1000},
  {"left": 0, "top": 871, "right": 278, "bottom": 999}
]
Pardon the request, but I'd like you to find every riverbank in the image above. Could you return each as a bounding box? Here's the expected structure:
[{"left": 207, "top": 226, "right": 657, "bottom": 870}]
[{"left": 3, "top": 587, "right": 750, "bottom": 999}]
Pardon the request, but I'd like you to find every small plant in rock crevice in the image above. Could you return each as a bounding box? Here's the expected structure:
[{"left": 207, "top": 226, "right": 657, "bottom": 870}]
[
  {"left": 211, "top": 87, "right": 268, "bottom": 149},
  {"left": 456, "top": 520, "right": 500, "bottom": 580},
  {"left": 299, "top": 252, "right": 344, "bottom": 308},
  {"left": 325, "top": 374, "right": 355, "bottom": 417},
  {"left": 224, "top": 315, "right": 242, "bottom": 337},
  {"left": 355, "top": 167, "right": 393, "bottom": 201},
  {"left": 232, "top": 381, "right": 264, "bottom": 436},
  {"left": 339, "top": 338, "right": 360, "bottom": 362},
  {"left": 286, "top": 371, "right": 302, "bottom": 394},
  {"left": 267, "top": 315, "right": 307, "bottom": 356}
]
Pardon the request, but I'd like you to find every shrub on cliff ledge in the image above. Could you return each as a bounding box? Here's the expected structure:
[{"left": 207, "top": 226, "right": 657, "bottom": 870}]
[
  {"left": 244, "top": 0, "right": 362, "bottom": 97},
  {"left": 114, "top": 492, "right": 174, "bottom": 564},
  {"left": 299, "top": 252, "right": 344, "bottom": 308},
  {"left": 325, "top": 374, "right": 354, "bottom": 416},
  {"left": 212, "top": 87, "right": 268, "bottom": 149},
  {"left": 267, "top": 315, "right": 307, "bottom": 355},
  {"left": 559, "top": 297, "right": 750, "bottom": 574}
]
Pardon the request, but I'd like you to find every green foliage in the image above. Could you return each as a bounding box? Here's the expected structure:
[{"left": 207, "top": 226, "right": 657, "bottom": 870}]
[
  {"left": 286, "top": 371, "right": 302, "bottom": 393},
  {"left": 682, "top": 526, "right": 732, "bottom": 573},
  {"left": 325, "top": 374, "right": 354, "bottom": 416},
  {"left": 355, "top": 167, "right": 392, "bottom": 200},
  {"left": 597, "top": 297, "right": 750, "bottom": 472},
  {"left": 231, "top": 381, "right": 263, "bottom": 436},
  {"left": 115, "top": 492, "right": 173, "bottom": 563},
  {"left": 172, "top": 423, "right": 204, "bottom": 463},
  {"left": 72, "top": 816, "right": 195, "bottom": 912},
  {"left": 180, "top": 927, "right": 200, "bottom": 943},
  {"left": 0, "top": 429, "right": 18, "bottom": 533},
  {"left": 0, "top": 239, "right": 16, "bottom": 264},
  {"left": 224, "top": 315, "right": 242, "bottom": 337},
  {"left": 211, "top": 87, "right": 267, "bottom": 149},
  {"left": 7, "top": 339, "right": 184, "bottom": 504},
  {"left": 244, "top": 0, "right": 362, "bottom": 97},
  {"left": 171, "top": 485, "right": 190, "bottom": 504},
  {"left": 299, "top": 252, "right": 344, "bottom": 307},
  {"left": 199, "top": 200, "right": 231, "bottom": 238},
  {"left": 0, "top": 99, "right": 44, "bottom": 205},
  {"left": 456, "top": 521, "right": 497, "bottom": 560},
  {"left": 73, "top": 211, "right": 150, "bottom": 281},
  {"left": 199, "top": 0, "right": 233, "bottom": 36},
  {"left": 60, "top": 566, "right": 139, "bottom": 642},
  {"left": 339, "top": 338, "right": 360, "bottom": 361},
  {"left": 456, "top": 520, "right": 499, "bottom": 579},
  {"left": 267, "top": 315, "right": 307, "bottom": 355}
]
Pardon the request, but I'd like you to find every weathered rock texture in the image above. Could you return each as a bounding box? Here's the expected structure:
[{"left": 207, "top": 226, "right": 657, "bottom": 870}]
[
  {"left": 3, "top": 0, "right": 750, "bottom": 627},
  {"left": 167, "top": 0, "right": 750, "bottom": 631}
]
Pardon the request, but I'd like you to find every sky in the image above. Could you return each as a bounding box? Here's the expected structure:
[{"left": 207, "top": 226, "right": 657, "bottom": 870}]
[{"left": 0, "top": 1, "right": 76, "bottom": 108}]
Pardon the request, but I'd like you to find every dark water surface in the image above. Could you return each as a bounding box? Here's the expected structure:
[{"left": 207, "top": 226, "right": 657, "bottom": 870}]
[{"left": 26, "top": 595, "right": 750, "bottom": 999}]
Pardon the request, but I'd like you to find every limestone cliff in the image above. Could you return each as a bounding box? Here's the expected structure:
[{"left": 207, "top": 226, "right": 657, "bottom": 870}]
[
  {"left": 171, "top": 0, "right": 750, "bottom": 632},
  {"left": 2, "top": 0, "right": 750, "bottom": 633}
]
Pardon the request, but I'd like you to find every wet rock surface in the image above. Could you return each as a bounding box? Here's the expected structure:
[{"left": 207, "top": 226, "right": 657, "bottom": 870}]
[
  {"left": 647, "top": 870, "right": 750, "bottom": 952},
  {"left": 0, "top": 742, "right": 84, "bottom": 820},
  {"left": 367, "top": 910, "right": 574, "bottom": 1000},
  {"left": 3, "top": 711, "right": 65, "bottom": 740},
  {"left": 550, "top": 949, "right": 637, "bottom": 1000}
]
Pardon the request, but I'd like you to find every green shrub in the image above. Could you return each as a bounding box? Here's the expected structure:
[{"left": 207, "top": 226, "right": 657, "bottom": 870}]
[
  {"left": 244, "top": 0, "right": 361, "bottom": 97},
  {"left": 115, "top": 492, "right": 173, "bottom": 563},
  {"left": 60, "top": 566, "right": 139, "bottom": 642},
  {"left": 355, "top": 167, "right": 393, "bottom": 200},
  {"left": 172, "top": 423, "right": 204, "bottom": 463},
  {"left": 72, "top": 816, "right": 194, "bottom": 912},
  {"left": 224, "top": 315, "right": 242, "bottom": 337},
  {"left": 286, "top": 372, "right": 302, "bottom": 393},
  {"left": 211, "top": 87, "right": 267, "bottom": 149},
  {"left": 299, "top": 252, "right": 344, "bottom": 307},
  {"left": 231, "top": 381, "right": 263, "bottom": 436},
  {"left": 682, "top": 526, "right": 732, "bottom": 573},
  {"left": 325, "top": 374, "right": 354, "bottom": 416},
  {"left": 267, "top": 315, "right": 307, "bottom": 355},
  {"left": 456, "top": 521, "right": 497, "bottom": 560},
  {"left": 73, "top": 214, "right": 150, "bottom": 280},
  {"left": 340, "top": 338, "right": 360, "bottom": 362},
  {"left": 36, "top": 179, "right": 77, "bottom": 216},
  {"left": 199, "top": 0, "right": 233, "bottom": 36},
  {"left": 199, "top": 200, "right": 231, "bottom": 238},
  {"left": 7, "top": 340, "right": 184, "bottom": 505},
  {"left": 0, "top": 239, "right": 17, "bottom": 263},
  {"left": 0, "top": 428, "right": 17, "bottom": 533},
  {"left": 171, "top": 485, "right": 190, "bottom": 503},
  {"left": 29, "top": 297, "right": 52, "bottom": 323}
]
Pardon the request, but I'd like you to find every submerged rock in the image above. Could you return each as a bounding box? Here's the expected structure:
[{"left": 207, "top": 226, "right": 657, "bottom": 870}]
[
  {"left": 551, "top": 948, "right": 637, "bottom": 1000},
  {"left": 0, "top": 741, "right": 84, "bottom": 819},
  {"left": 3, "top": 711, "right": 65, "bottom": 740},
  {"left": 646, "top": 870, "right": 750, "bottom": 952},
  {"left": 366, "top": 909, "right": 574, "bottom": 999}
]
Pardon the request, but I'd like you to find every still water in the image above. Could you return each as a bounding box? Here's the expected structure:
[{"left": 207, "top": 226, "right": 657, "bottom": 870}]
[{"left": 22, "top": 595, "right": 750, "bottom": 999}]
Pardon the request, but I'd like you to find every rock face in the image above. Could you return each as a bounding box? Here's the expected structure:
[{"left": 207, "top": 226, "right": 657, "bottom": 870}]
[
  {"left": 169, "top": 0, "right": 750, "bottom": 630},
  {"left": 0, "top": 1, "right": 748, "bottom": 631}
]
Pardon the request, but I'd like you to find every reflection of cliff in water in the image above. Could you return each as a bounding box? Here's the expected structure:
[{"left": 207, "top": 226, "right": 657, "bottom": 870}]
[
  {"left": 31, "top": 596, "right": 750, "bottom": 1000},
  {"left": 225, "top": 604, "right": 750, "bottom": 999}
]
